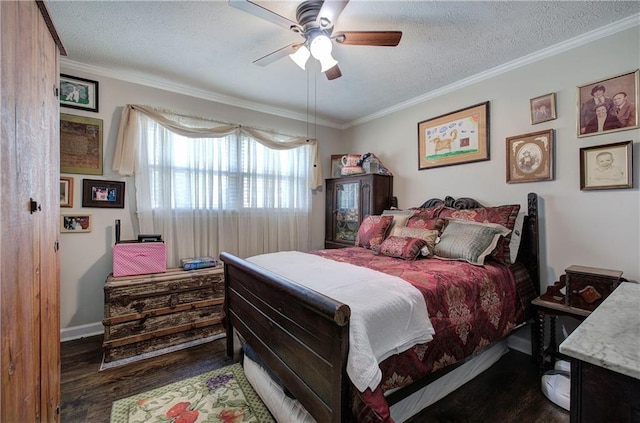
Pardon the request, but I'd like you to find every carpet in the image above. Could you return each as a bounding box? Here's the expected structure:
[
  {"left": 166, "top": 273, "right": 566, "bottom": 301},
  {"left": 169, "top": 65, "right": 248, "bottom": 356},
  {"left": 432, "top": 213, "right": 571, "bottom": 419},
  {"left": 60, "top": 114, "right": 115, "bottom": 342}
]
[{"left": 110, "top": 363, "right": 275, "bottom": 423}]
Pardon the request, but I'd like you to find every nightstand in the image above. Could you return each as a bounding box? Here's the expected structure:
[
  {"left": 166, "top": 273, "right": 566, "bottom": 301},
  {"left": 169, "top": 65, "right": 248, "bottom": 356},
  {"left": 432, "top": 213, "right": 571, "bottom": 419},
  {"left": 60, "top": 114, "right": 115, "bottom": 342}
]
[
  {"left": 531, "top": 265, "right": 624, "bottom": 374},
  {"left": 531, "top": 296, "right": 590, "bottom": 374}
]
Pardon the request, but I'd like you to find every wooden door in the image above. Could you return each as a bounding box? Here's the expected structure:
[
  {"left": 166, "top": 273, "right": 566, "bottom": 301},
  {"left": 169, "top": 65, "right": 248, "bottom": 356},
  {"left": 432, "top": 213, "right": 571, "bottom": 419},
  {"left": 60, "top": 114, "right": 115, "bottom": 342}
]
[{"left": 1, "top": 1, "right": 62, "bottom": 421}]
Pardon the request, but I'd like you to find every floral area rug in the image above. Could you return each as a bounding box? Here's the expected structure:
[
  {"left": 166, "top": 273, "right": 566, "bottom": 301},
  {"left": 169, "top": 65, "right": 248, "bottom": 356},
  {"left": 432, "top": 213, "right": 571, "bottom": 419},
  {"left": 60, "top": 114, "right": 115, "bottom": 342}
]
[{"left": 110, "top": 363, "right": 275, "bottom": 423}]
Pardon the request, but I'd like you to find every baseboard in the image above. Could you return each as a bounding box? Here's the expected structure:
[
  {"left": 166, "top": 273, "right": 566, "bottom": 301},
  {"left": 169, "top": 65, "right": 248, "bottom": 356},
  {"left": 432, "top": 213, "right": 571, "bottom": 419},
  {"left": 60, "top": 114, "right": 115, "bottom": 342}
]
[
  {"left": 60, "top": 322, "right": 104, "bottom": 342},
  {"left": 507, "top": 331, "right": 532, "bottom": 356}
]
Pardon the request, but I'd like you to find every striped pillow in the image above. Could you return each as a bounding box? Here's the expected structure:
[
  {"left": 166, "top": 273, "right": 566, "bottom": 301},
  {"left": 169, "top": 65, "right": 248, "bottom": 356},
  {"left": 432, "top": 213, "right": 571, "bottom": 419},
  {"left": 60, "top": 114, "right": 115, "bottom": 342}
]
[{"left": 434, "top": 219, "right": 511, "bottom": 266}]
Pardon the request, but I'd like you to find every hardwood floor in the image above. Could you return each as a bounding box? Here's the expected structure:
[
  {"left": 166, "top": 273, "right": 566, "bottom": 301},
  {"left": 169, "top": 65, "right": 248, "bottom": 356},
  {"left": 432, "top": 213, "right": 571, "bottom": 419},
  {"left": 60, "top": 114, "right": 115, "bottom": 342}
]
[{"left": 61, "top": 336, "right": 569, "bottom": 422}]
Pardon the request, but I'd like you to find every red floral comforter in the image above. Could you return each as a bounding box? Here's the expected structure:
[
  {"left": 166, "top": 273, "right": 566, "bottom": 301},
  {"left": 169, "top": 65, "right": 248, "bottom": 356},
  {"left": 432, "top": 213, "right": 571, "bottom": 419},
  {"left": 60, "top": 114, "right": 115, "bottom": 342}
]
[{"left": 309, "top": 247, "right": 535, "bottom": 423}]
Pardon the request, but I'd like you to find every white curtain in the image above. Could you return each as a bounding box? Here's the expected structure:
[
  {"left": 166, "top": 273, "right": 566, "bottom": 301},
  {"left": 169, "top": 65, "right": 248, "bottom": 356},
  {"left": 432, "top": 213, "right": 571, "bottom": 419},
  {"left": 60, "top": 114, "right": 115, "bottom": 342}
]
[{"left": 113, "top": 105, "right": 320, "bottom": 265}]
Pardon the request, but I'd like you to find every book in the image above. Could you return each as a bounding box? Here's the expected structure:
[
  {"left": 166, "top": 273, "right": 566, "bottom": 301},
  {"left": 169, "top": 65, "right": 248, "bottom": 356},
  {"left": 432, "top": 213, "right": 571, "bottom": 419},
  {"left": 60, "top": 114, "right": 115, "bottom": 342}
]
[{"left": 180, "top": 256, "right": 219, "bottom": 271}]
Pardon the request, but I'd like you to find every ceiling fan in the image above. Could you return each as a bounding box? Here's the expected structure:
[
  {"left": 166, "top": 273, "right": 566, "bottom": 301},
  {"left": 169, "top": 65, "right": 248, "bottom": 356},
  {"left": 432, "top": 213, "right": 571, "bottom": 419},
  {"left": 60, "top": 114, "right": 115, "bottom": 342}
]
[{"left": 228, "top": 0, "right": 402, "bottom": 80}]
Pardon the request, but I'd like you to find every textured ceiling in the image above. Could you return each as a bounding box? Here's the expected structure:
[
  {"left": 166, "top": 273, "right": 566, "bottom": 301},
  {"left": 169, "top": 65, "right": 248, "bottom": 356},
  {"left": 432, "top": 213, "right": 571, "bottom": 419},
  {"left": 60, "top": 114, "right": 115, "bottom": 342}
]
[{"left": 46, "top": 1, "right": 640, "bottom": 127}]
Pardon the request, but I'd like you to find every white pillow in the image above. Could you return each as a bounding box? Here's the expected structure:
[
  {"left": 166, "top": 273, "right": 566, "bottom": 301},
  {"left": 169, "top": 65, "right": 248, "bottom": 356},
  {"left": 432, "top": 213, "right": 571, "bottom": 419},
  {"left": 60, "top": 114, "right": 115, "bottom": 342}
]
[
  {"left": 509, "top": 211, "right": 525, "bottom": 264},
  {"left": 434, "top": 219, "right": 511, "bottom": 266}
]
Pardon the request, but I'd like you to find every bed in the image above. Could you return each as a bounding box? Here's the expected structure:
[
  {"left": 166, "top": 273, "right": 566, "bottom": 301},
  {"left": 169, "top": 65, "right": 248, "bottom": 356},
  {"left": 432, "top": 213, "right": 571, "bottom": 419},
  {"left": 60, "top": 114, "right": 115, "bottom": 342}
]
[{"left": 221, "top": 192, "right": 540, "bottom": 423}]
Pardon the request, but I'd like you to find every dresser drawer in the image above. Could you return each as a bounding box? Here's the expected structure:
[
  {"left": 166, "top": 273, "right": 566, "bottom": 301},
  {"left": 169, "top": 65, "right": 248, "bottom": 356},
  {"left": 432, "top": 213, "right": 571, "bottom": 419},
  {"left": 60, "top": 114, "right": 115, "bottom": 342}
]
[{"left": 104, "top": 266, "right": 224, "bottom": 316}]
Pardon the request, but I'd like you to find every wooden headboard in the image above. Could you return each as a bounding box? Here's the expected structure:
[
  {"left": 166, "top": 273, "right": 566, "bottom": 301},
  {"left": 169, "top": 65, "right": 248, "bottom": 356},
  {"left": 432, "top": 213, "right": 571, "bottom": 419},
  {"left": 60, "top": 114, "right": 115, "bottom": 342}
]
[{"left": 420, "top": 192, "right": 540, "bottom": 295}]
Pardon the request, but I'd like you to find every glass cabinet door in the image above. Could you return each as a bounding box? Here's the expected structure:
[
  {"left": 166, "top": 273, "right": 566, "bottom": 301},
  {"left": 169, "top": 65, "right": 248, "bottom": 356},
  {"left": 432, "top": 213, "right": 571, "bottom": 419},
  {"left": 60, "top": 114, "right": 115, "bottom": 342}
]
[{"left": 334, "top": 180, "right": 360, "bottom": 242}]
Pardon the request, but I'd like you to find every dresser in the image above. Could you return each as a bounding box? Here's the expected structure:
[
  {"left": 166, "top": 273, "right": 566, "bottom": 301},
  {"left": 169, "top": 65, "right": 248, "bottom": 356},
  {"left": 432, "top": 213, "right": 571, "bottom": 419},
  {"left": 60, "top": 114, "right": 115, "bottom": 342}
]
[
  {"left": 325, "top": 174, "right": 394, "bottom": 249},
  {"left": 559, "top": 282, "right": 640, "bottom": 423},
  {"left": 103, "top": 266, "right": 225, "bottom": 363}
]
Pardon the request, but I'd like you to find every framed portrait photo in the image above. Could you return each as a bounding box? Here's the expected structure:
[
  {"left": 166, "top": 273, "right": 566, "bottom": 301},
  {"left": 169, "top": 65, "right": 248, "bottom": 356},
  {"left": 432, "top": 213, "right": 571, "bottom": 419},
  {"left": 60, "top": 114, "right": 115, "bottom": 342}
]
[
  {"left": 60, "top": 177, "right": 74, "bottom": 208},
  {"left": 60, "top": 113, "right": 103, "bottom": 175},
  {"left": 506, "top": 129, "right": 554, "bottom": 183},
  {"left": 580, "top": 141, "right": 633, "bottom": 190},
  {"left": 418, "top": 101, "right": 490, "bottom": 170},
  {"left": 82, "top": 179, "right": 125, "bottom": 208},
  {"left": 530, "top": 93, "right": 557, "bottom": 125},
  {"left": 577, "top": 69, "right": 639, "bottom": 138},
  {"left": 60, "top": 74, "right": 99, "bottom": 112},
  {"left": 61, "top": 214, "right": 92, "bottom": 233}
]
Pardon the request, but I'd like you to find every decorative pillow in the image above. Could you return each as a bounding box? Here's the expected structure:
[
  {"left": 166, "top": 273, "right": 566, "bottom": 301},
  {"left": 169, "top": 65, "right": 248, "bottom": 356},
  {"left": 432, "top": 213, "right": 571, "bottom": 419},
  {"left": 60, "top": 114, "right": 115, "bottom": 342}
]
[
  {"left": 355, "top": 215, "right": 394, "bottom": 249},
  {"left": 408, "top": 205, "right": 443, "bottom": 219},
  {"left": 382, "top": 209, "right": 414, "bottom": 232},
  {"left": 433, "top": 219, "right": 511, "bottom": 266},
  {"left": 438, "top": 204, "right": 520, "bottom": 264},
  {"left": 391, "top": 226, "right": 439, "bottom": 257},
  {"left": 376, "top": 236, "right": 428, "bottom": 260},
  {"left": 406, "top": 213, "right": 446, "bottom": 232}
]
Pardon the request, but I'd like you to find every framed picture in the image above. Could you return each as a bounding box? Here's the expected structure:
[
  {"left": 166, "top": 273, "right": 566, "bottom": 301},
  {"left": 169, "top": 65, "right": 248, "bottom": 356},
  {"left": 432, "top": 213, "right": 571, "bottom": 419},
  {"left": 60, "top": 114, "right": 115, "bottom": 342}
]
[
  {"left": 60, "top": 74, "right": 99, "bottom": 112},
  {"left": 530, "top": 93, "right": 557, "bottom": 124},
  {"left": 61, "top": 214, "right": 92, "bottom": 233},
  {"left": 82, "top": 179, "right": 125, "bottom": 208},
  {"left": 418, "top": 101, "right": 490, "bottom": 170},
  {"left": 331, "top": 154, "right": 347, "bottom": 178},
  {"left": 60, "top": 113, "right": 103, "bottom": 175},
  {"left": 580, "top": 141, "right": 633, "bottom": 190},
  {"left": 577, "top": 69, "right": 639, "bottom": 137},
  {"left": 506, "top": 129, "right": 554, "bottom": 183},
  {"left": 60, "top": 177, "right": 74, "bottom": 208}
]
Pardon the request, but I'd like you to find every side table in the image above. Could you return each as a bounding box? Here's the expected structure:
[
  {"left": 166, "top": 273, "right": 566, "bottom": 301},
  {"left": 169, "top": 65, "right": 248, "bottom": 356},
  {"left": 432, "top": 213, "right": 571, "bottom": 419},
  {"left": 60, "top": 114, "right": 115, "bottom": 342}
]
[{"left": 531, "top": 297, "right": 590, "bottom": 374}]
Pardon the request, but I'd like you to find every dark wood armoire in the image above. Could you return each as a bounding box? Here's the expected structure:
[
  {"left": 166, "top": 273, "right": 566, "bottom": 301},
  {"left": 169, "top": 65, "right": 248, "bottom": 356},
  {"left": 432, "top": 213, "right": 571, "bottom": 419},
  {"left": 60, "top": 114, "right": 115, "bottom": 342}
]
[{"left": 1, "top": 1, "right": 65, "bottom": 421}]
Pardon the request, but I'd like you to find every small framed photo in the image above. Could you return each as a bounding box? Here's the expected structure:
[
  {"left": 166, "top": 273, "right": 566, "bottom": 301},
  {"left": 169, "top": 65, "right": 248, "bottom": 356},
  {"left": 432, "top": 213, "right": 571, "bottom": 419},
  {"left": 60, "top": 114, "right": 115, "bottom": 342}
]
[
  {"left": 580, "top": 141, "right": 633, "bottom": 190},
  {"left": 60, "top": 74, "right": 99, "bottom": 112},
  {"left": 577, "top": 70, "right": 639, "bottom": 137},
  {"left": 418, "top": 101, "right": 490, "bottom": 170},
  {"left": 60, "top": 177, "right": 74, "bottom": 208},
  {"left": 530, "top": 93, "right": 557, "bottom": 124},
  {"left": 506, "top": 129, "right": 554, "bottom": 183},
  {"left": 82, "top": 179, "right": 125, "bottom": 208},
  {"left": 61, "top": 214, "right": 92, "bottom": 233},
  {"left": 331, "top": 154, "right": 347, "bottom": 178}
]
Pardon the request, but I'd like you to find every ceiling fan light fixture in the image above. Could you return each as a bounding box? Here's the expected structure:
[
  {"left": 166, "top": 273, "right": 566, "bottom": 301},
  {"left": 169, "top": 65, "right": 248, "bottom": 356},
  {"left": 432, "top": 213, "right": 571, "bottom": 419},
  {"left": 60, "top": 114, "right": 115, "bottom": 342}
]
[
  {"left": 318, "top": 54, "right": 339, "bottom": 73},
  {"left": 309, "top": 34, "right": 333, "bottom": 60},
  {"left": 289, "top": 45, "right": 310, "bottom": 70}
]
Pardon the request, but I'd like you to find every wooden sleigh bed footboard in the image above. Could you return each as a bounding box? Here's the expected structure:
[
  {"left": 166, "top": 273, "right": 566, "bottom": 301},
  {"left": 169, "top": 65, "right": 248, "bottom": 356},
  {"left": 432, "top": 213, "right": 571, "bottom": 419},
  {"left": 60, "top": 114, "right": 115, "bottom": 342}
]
[
  {"left": 222, "top": 192, "right": 540, "bottom": 423},
  {"left": 221, "top": 252, "right": 352, "bottom": 423}
]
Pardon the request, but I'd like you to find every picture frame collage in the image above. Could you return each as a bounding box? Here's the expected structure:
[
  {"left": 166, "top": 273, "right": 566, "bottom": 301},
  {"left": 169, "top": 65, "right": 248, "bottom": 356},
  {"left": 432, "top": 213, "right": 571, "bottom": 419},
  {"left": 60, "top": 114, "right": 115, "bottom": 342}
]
[
  {"left": 414, "top": 69, "right": 637, "bottom": 191},
  {"left": 59, "top": 74, "right": 126, "bottom": 233}
]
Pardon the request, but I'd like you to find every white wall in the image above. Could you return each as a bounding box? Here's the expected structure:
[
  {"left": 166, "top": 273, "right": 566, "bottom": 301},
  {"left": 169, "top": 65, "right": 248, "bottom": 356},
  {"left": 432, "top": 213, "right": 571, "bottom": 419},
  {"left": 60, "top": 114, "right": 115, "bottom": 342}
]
[
  {"left": 61, "top": 25, "right": 639, "bottom": 344},
  {"left": 343, "top": 27, "right": 640, "bottom": 350},
  {"left": 59, "top": 73, "right": 342, "bottom": 339},
  {"left": 344, "top": 26, "right": 639, "bottom": 287}
]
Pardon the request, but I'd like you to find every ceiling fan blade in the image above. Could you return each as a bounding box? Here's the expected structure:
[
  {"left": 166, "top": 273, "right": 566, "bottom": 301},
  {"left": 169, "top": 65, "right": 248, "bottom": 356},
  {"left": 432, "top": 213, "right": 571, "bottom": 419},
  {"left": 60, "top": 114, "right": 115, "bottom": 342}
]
[
  {"left": 253, "top": 43, "right": 301, "bottom": 66},
  {"left": 228, "top": 0, "right": 297, "bottom": 30},
  {"left": 317, "top": 0, "right": 349, "bottom": 29},
  {"left": 325, "top": 65, "right": 342, "bottom": 80},
  {"left": 334, "top": 31, "right": 402, "bottom": 46}
]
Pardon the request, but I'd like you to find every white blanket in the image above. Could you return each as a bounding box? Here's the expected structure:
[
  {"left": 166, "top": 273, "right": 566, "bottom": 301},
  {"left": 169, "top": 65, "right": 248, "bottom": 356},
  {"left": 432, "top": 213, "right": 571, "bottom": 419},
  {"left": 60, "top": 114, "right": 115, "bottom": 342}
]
[{"left": 247, "top": 251, "right": 435, "bottom": 392}]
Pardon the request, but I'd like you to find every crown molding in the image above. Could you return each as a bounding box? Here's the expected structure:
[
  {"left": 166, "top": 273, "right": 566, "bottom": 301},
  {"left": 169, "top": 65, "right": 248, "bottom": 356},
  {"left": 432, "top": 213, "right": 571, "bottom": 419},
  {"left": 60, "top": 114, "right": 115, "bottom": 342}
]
[
  {"left": 61, "top": 14, "right": 639, "bottom": 132},
  {"left": 60, "top": 60, "right": 344, "bottom": 130},
  {"left": 345, "top": 13, "right": 640, "bottom": 129}
]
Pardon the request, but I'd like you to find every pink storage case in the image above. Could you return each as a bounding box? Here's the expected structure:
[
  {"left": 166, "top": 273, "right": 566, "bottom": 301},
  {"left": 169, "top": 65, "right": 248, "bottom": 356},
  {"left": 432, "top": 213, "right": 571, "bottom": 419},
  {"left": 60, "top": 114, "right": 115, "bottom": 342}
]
[{"left": 113, "top": 242, "right": 166, "bottom": 277}]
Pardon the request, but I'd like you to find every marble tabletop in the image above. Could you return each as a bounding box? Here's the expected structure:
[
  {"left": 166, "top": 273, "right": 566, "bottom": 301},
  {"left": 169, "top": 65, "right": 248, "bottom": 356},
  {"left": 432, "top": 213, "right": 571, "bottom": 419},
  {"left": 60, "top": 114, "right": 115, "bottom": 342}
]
[{"left": 559, "top": 281, "right": 640, "bottom": 380}]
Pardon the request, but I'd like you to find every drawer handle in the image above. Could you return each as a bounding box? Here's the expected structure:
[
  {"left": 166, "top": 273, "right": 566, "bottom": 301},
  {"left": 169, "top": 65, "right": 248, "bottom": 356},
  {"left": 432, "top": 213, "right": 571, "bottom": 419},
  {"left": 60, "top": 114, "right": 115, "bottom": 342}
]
[
  {"left": 131, "top": 316, "right": 148, "bottom": 332},
  {"left": 170, "top": 283, "right": 179, "bottom": 290},
  {"left": 168, "top": 294, "right": 179, "bottom": 308}
]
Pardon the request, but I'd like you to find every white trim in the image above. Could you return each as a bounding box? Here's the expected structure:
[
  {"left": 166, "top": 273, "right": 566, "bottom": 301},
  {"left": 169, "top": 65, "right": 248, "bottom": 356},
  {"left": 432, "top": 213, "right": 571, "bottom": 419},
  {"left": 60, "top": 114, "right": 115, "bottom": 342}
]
[
  {"left": 346, "top": 14, "right": 640, "bottom": 128},
  {"left": 60, "top": 322, "right": 103, "bottom": 342},
  {"left": 507, "top": 331, "right": 532, "bottom": 356},
  {"left": 60, "top": 14, "right": 639, "bottom": 131}
]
